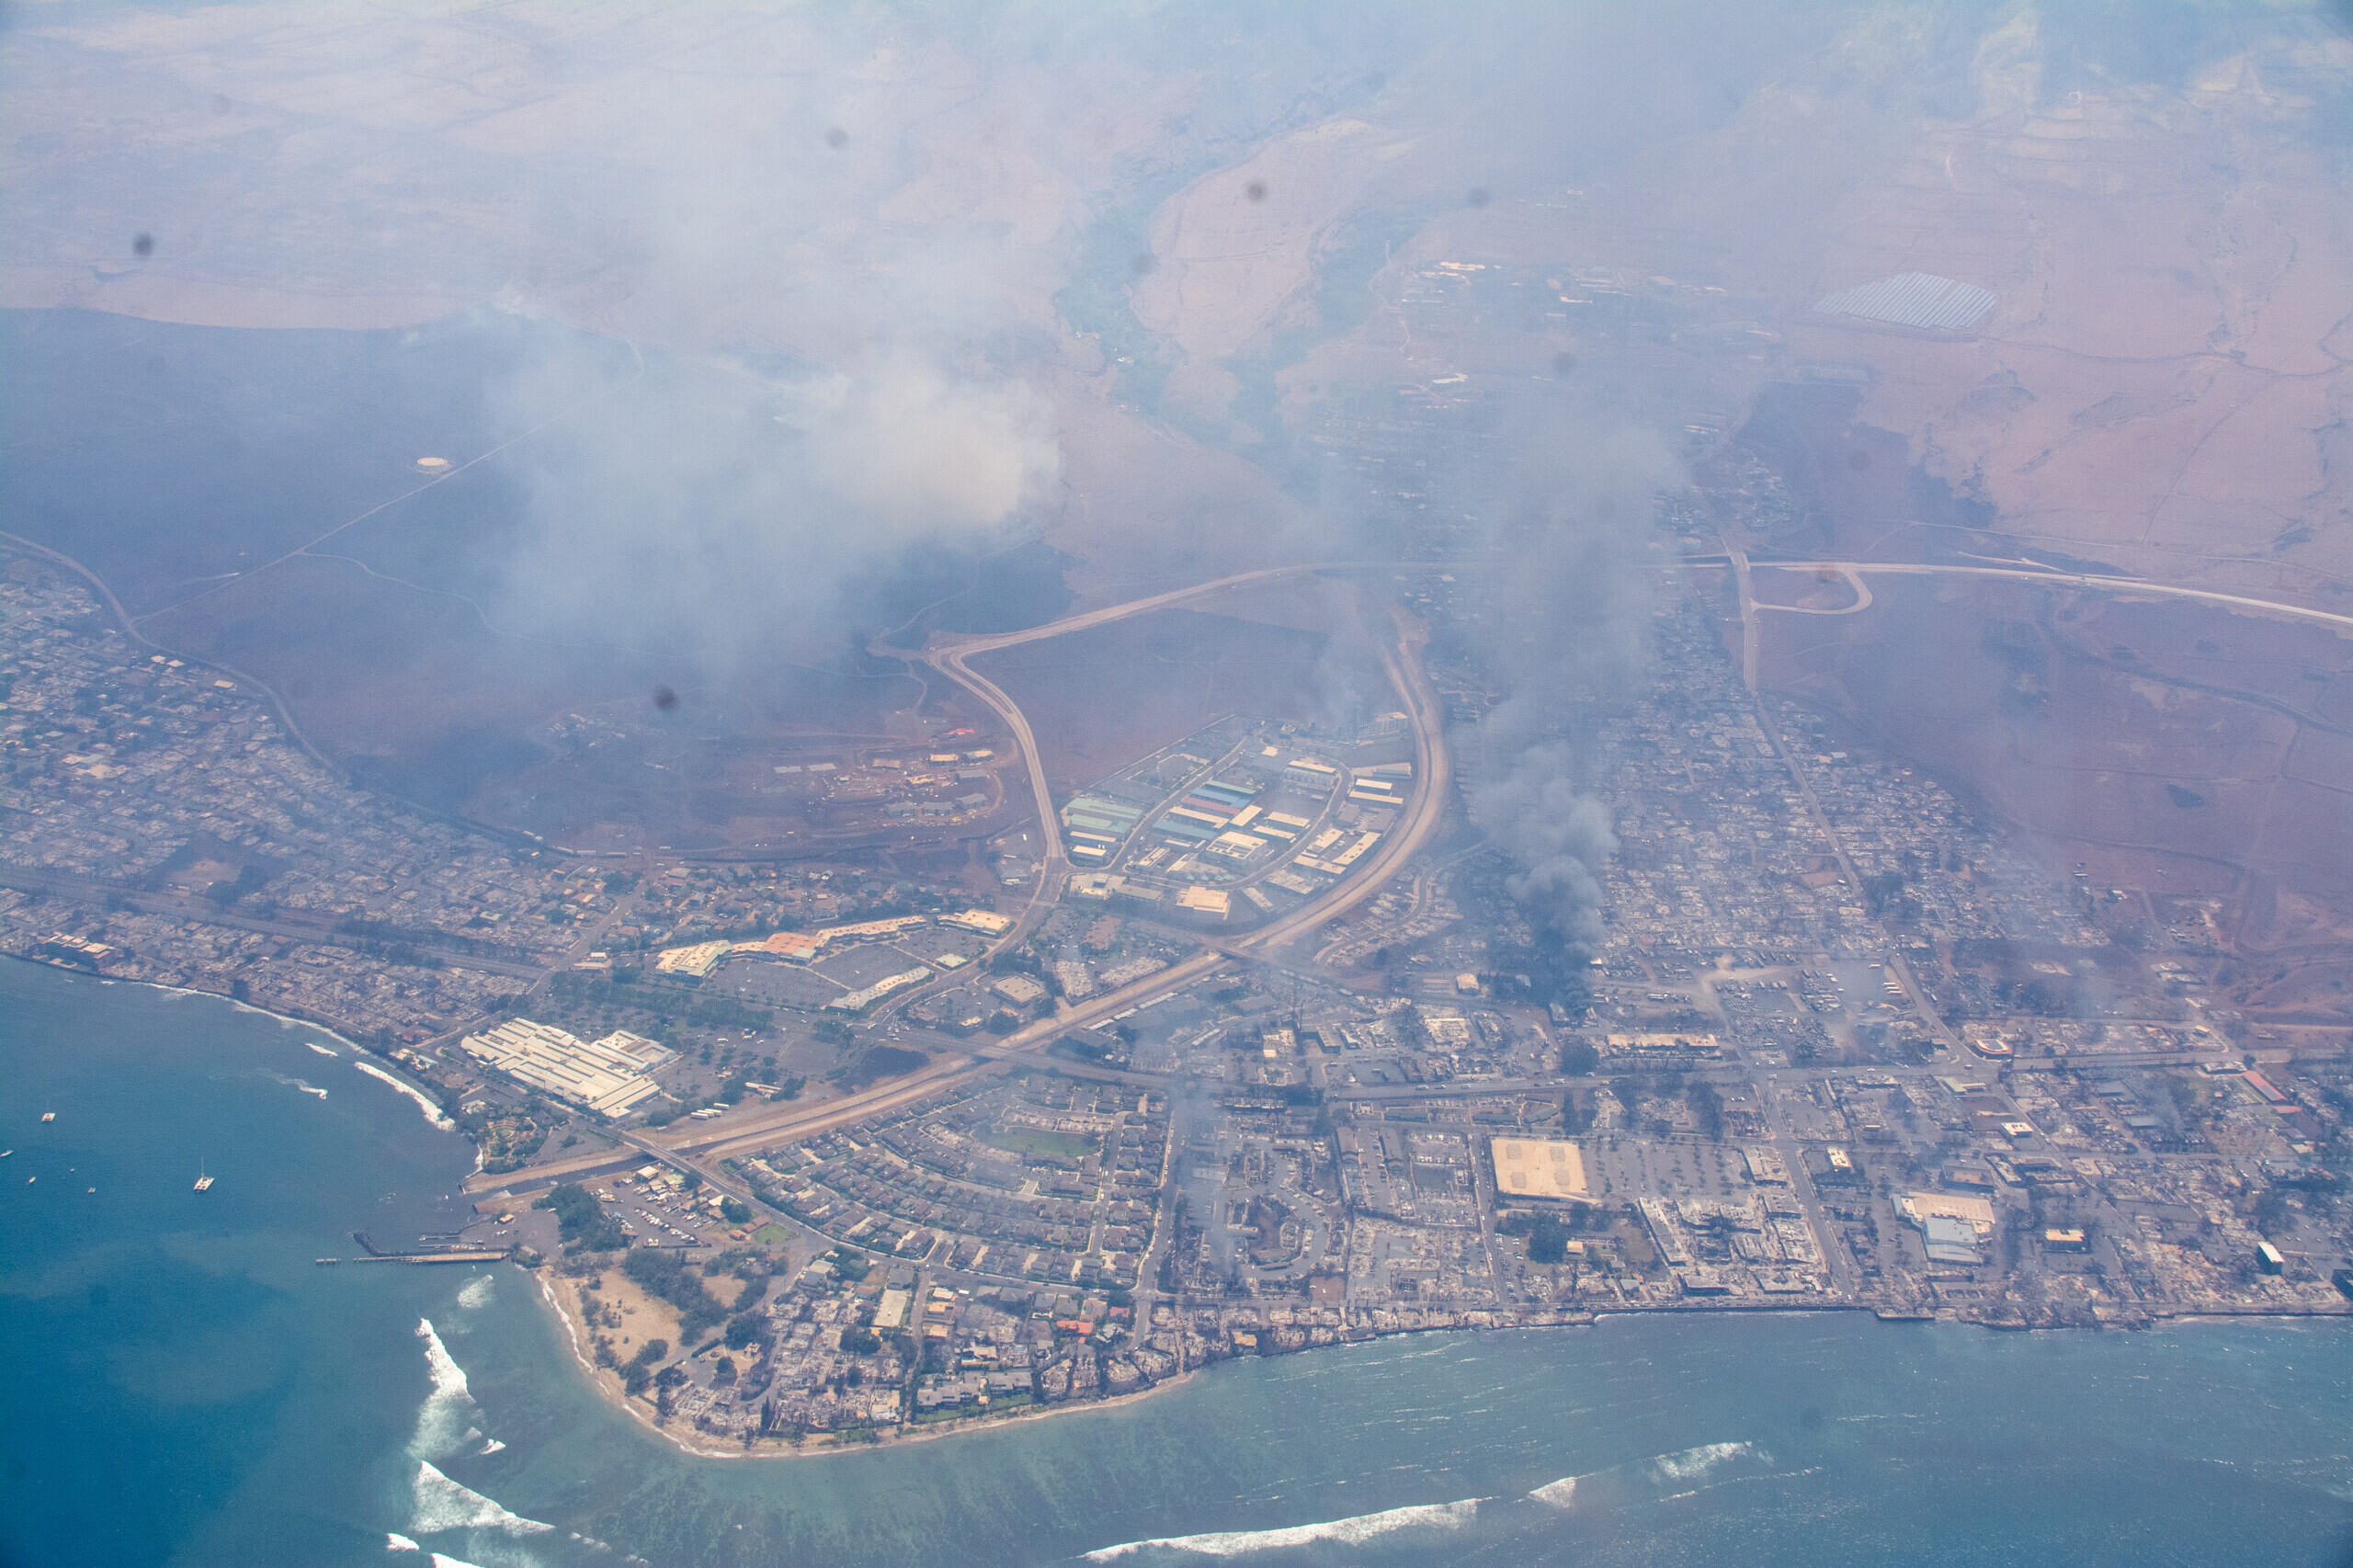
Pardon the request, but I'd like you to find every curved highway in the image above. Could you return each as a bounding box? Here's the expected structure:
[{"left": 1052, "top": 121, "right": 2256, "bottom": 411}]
[
  {"left": 1709, "top": 556, "right": 2353, "bottom": 634},
  {"left": 607, "top": 579, "right": 1456, "bottom": 1172}
]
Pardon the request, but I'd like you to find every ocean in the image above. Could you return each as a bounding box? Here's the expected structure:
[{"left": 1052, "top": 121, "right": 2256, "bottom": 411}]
[{"left": 3, "top": 958, "right": 2348, "bottom": 1568}]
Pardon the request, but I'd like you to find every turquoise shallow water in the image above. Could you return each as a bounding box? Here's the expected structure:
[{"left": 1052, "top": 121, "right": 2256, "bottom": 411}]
[{"left": 3, "top": 958, "right": 2350, "bottom": 1568}]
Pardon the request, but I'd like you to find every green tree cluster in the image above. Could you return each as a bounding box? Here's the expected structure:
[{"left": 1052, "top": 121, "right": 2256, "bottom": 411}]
[
  {"left": 623, "top": 1247, "right": 727, "bottom": 1340},
  {"left": 535, "top": 1183, "right": 627, "bottom": 1251}
]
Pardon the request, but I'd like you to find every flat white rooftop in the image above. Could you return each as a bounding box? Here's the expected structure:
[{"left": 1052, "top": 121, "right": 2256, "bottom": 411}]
[{"left": 461, "top": 1017, "right": 675, "bottom": 1118}]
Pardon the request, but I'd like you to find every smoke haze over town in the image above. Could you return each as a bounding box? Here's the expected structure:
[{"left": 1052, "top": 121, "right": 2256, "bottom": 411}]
[{"left": 5, "top": 6, "right": 2353, "bottom": 1564}]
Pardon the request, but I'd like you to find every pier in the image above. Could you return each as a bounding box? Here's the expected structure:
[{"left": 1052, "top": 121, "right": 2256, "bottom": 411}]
[
  {"left": 313, "top": 1229, "right": 511, "bottom": 1266},
  {"left": 313, "top": 1249, "right": 511, "bottom": 1266}
]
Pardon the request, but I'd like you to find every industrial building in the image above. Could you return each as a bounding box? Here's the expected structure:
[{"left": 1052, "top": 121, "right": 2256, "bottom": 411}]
[
  {"left": 1282, "top": 756, "right": 1340, "bottom": 792},
  {"left": 1922, "top": 1214, "right": 1983, "bottom": 1265},
  {"left": 460, "top": 1017, "right": 676, "bottom": 1118},
  {"left": 1062, "top": 794, "right": 1145, "bottom": 864},
  {"left": 1901, "top": 1190, "right": 1998, "bottom": 1266},
  {"left": 732, "top": 914, "right": 936, "bottom": 965},
  {"left": 1176, "top": 886, "right": 1231, "bottom": 918},
  {"left": 654, "top": 939, "right": 732, "bottom": 977},
  {"left": 990, "top": 973, "right": 1048, "bottom": 1008}
]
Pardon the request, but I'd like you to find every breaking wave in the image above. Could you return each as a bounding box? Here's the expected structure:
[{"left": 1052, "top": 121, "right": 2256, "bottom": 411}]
[
  {"left": 307, "top": 1040, "right": 340, "bottom": 1057},
  {"left": 355, "top": 1060, "right": 456, "bottom": 1130},
  {"left": 1529, "top": 1474, "right": 1579, "bottom": 1508},
  {"left": 457, "top": 1274, "right": 495, "bottom": 1312},
  {"left": 387, "top": 1534, "right": 420, "bottom": 1552},
  {"left": 1530, "top": 1441, "right": 1759, "bottom": 1510},
  {"left": 1084, "top": 1499, "right": 1479, "bottom": 1559},
  {"left": 1652, "top": 1441, "right": 1753, "bottom": 1483},
  {"left": 411, "top": 1460, "right": 553, "bottom": 1537},
  {"left": 408, "top": 1319, "right": 481, "bottom": 1461}
]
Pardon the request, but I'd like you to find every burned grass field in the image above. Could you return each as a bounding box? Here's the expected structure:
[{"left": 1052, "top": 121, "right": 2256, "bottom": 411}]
[{"left": 971, "top": 606, "right": 1368, "bottom": 793}]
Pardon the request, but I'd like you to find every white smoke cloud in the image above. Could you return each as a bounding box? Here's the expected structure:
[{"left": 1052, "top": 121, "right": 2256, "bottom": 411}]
[
  {"left": 485, "top": 336, "right": 1059, "bottom": 665},
  {"left": 792, "top": 357, "right": 1060, "bottom": 530}
]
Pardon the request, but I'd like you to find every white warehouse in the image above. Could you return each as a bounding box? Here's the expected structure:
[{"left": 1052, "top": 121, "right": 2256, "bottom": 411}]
[{"left": 460, "top": 1017, "right": 676, "bottom": 1118}]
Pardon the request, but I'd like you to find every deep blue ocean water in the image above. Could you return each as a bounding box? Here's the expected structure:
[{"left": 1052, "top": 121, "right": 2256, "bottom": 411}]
[{"left": 3, "top": 958, "right": 2349, "bottom": 1568}]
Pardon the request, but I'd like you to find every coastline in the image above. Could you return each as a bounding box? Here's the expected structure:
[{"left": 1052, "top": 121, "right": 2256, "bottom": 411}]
[
  {"left": 78, "top": 963, "right": 368, "bottom": 1051},
  {"left": 9, "top": 956, "right": 2351, "bottom": 1568},
  {"left": 19, "top": 956, "right": 464, "bottom": 1134},
  {"left": 528, "top": 1263, "right": 1207, "bottom": 1461},
  {"left": 19, "top": 958, "right": 2348, "bottom": 1459},
  {"left": 517, "top": 1263, "right": 2353, "bottom": 1466}
]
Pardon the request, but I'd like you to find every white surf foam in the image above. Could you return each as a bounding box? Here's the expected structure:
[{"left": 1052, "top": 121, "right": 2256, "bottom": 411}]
[
  {"left": 457, "top": 1275, "right": 495, "bottom": 1312},
  {"left": 386, "top": 1533, "right": 421, "bottom": 1552},
  {"left": 428, "top": 1555, "right": 488, "bottom": 1568},
  {"left": 410, "top": 1460, "right": 552, "bottom": 1537},
  {"left": 1650, "top": 1441, "right": 1751, "bottom": 1483},
  {"left": 478, "top": 1438, "right": 506, "bottom": 1456},
  {"left": 1084, "top": 1498, "right": 1478, "bottom": 1560},
  {"left": 356, "top": 1060, "right": 456, "bottom": 1130},
  {"left": 307, "top": 1041, "right": 340, "bottom": 1058},
  {"left": 418, "top": 1320, "right": 472, "bottom": 1403},
  {"left": 538, "top": 1273, "right": 588, "bottom": 1369},
  {"left": 408, "top": 1319, "right": 480, "bottom": 1461},
  {"left": 1529, "top": 1474, "right": 1579, "bottom": 1508},
  {"left": 1534, "top": 1441, "right": 1756, "bottom": 1509},
  {"left": 260, "top": 1070, "right": 328, "bottom": 1098}
]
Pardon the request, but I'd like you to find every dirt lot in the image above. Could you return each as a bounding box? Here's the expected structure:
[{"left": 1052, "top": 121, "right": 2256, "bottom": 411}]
[
  {"left": 1732, "top": 388, "right": 2353, "bottom": 1024},
  {"left": 972, "top": 605, "right": 1373, "bottom": 792}
]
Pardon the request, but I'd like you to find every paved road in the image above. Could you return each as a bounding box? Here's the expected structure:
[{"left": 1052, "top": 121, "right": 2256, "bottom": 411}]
[
  {"left": 933, "top": 562, "right": 1361, "bottom": 659},
  {"left": 929, "top": 642, "right": 1068, "bottom": 877},
  {"left": 544, "top": 585, "right": 1456, "bottom": 1180},
  {"left": 1743, "top": 701, "right": 1961, "bottom": 1060},
  {"left": 1722, "top": 536, "right": 1760, "bottom": 692},
  {"left": 1748, "top": 562, "right": 1872, "bottom": 616},
  {"left": 900, "top": 567, "right": 1372, "bottom": 996},
  {"left": 916, "top": 561, "right": 1370, "bottom": 921},
  {"left": 1756, "top": 1072, "right": 1859, "bottom": 1297},
  {"left": 1707, "top": 554, "right": 2353, "bottom": 635},
  {"left": 1233, "top": 599, "right": 1451, "bottom": 959}
]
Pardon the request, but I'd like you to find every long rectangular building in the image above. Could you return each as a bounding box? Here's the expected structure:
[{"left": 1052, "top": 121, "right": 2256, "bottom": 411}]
[
  {"left": 654, "top": 939, "right": 733, "bottom": 977},
  {"left": 462, "top": 1017, "right": 675, "bottom": 1118}
]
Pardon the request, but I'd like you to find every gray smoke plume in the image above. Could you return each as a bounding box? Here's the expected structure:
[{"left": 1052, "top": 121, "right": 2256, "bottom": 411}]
[
  {"left": 1461, "top": 410, "right": 1679, "bottom": 959},
  {"left": 1471, "top": 742, "right": 1619, "bottom": 952}
]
